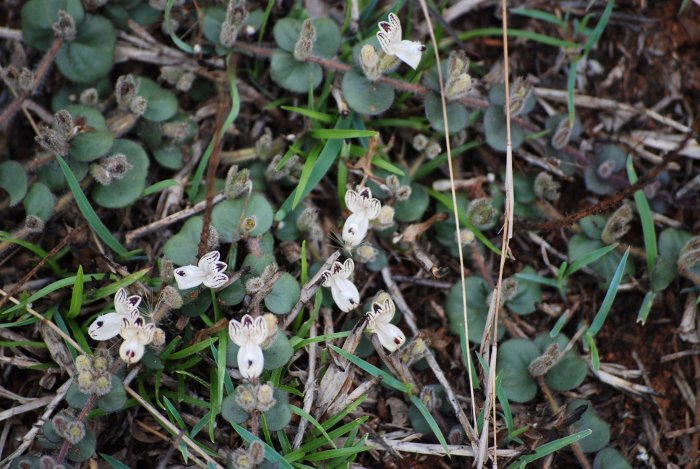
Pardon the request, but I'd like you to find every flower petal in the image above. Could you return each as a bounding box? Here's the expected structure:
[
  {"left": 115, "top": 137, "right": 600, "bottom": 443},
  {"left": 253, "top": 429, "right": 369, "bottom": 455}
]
[
  {"left": 237, "top": 342, "right": 264, "bottom": 380},
  {"left": 374, "top": 322, "right": 406, "bottom": 352},
  {"left": 114, "top": 288, "right": 141, "bottom": 316},
  {"left": 342, "top": 212, "right": 369, "bottom": 247},
  {"left": 199, "top": 250, "right": 227, "bottom": 275},
  {"left": 119, "top": 338, "right": 145, "bottom": 364},
  {"left": 393, "top": 40, "right": 424, "bottom": 70},
  {"left": 203, "top": 272, "right": 229, "bottom": 289},
  {"left": 345, "top": 190, "right": 362, "bottom": 213},
  {"left": 330, "top": 277, "right": 360, "bottom": 312},
  {"left": 88, "top": 312, "right": 121, "bottom": 341},
  {"left": 173, "top": 265, "right": 207, "bottom": 290}
]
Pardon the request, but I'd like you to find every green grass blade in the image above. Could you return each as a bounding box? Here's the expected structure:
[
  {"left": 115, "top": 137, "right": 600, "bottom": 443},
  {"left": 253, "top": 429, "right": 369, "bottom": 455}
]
[
  {"left": 328, "top": 345, "right": 409, "bottom": 392},
  {"left": 292, "top": 144, "right": 321, "bottom": 209},
  {"left": 85, "top": 268, "right": 150, "bottom": 303},
  {"left": 302, "top": 445, "right": 372, "bottom": 462},
  {"left": 277, "top": 117, "right": 350, "bottom": 219},
  {"left": 0, "top": 232, "right": 64, "bottom": 274},
  {"left": 290, "top": 405, "right": 337, "bottom": 449},
  {"left": 164, "top": 0, "right": 194, "bottom": 53},
  {"left": 627, "top": 155, "right": 657, "bottom": 273},
  {"left": 230, "top": 423, "right": 294, "bottom": 469},
  {"left": 514, "top": 272, "right": 560, "bottom": 289},
  {"left": 371, "top": 155, "right": 405, "bottom": 175},
  {"left": 100, "top": 453, "right": 132, "bottom": 469},
  {"left": 281, "top": 106, "right": 334, "bottom": 123},
  {"left": 507, "top": 430, "right": 592, "bottom": 468},
  {"left": 495, "top": 375, "right": 513, "bottom": 435},
  {"left": 167, "top": 338, "right": 215, "bottom": 361},
  {"left": 292, "top": 331, "right": 351, "bottom": 350},
  {"left": 67, "top": 265, "right": 84, "bottom": 318},
  {"left": 511, "top": 8, "right": 565, "bottom": 26},
  {"left": 588, "top": 247, "right": 630, "bottom": 336},
  {"left": 55, "top": 155, "right": 131, "bottom": 259},
  {"left": 413, "top": 140, "right": 481, "bottom": 180},
  {"left": 637, "top": 291, "right": 656, "bottom": 325},
  {"left": 459, "top": 28, "right": 579, "bottom": 49},
  {"left": 161, "top": 395, "right": 186, "bottom": 430},
  {"left": 582, "top": 0, "right": 615, "bottom": 55},
  {"left": 566, "top": 243, "right": 618, "bottom": 277},
  {"left": 2, "top": 273, "right": 104, "bottom": 317},
  {"left": 141, "top": 179, "right": 179, "bottom": 197},
  {"left": 586, "top": 333, "right": 601, "bottom": 372},
  {"left": 308, "top": 129, "right": 378, "bottom": 139},
  {"left": 410, "top": 395, "right": 451, "bottom": 455}
]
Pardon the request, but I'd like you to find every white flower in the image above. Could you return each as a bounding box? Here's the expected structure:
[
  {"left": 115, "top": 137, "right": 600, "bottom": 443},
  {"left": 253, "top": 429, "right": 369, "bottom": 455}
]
[
  {"left": 366, "top": 296, "right": 405, "bottom": 352},
  {"left": 88, "top": 288, "right": 142, "bottom": 341},
  {"left": 229, "top": 314, "right": 268, "bottom": 380},
  {"left": 118, "top": 310, "right": 156, "bottom": 364},
  {"left": 342, "top": 187, "right": 381, "bottom": 247},
  {"left": 376, "top": 13, "right": 425, "bottom": 70},
  {"left": 173, "top": 250, "right": 228, "bottom": 290},
  {"left": 322, "top": 259, "right": 360, "bottom": 312}
]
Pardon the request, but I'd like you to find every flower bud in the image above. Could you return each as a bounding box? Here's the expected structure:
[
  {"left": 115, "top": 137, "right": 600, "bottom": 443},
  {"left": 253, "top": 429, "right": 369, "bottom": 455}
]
[
  {"left": 225, "top": 165, "right": 253, "bottom": 199},
  {"left": 235, "top": 385, "right": 257, "bottom": 413},
  {"left": 52, "top": 415, "right": 69, "bottom": 435},
  {"left": 116, "top": 75, "right": 140, "bottom": 111},
  {"left": 448, "top": 426, "right": 464, "bottom": 445},
  {"left": 77, "top": 371, "right": 95, "bottom": 394},
  {"left": 90, "top": 164, "right": 112, "bottom": 185},
  {"left": 356, "top": 244, "right": 378, "bottom": 263},
  {"left": 162, "top": 120, "right": 190, "bottom": 141},
  {"left": 501, "top": 277, "right": 519, "bottom": 303},
  {"left": 62, "top": 420, "right": 86, "bottom": 444},
  {"left": 79, "top": 88, "right": 99, "bottom": 106},
  {"left": 53, "top": 10, "right": 76, "bottom": 41},
  {"left": 419, "top": 386, "right": 441, "bottom": 412},
  {"left": 256, "top": 383, "right": 276, "bottom": 412},
  {"left": 93, "top": 374, "right": 112, "bottom": 396},
  {"left": 360, "top": 44, "right": 382, "bottom": 81},
  {"left": 412, "top": 134, "right": 429, "bottom": 151},
  {"left": 459, "top": 228, "right": 476, "bottom": 246},
  {"left": 161, "top": 285, "right": 183, "bottom": 309},
  {"left": 1, "top": 66, "right": 34, "bottom": 92},
  {"left": 296, "top": 207, "right": 318, "bottom": 232},
  {"left": 293, "top": 19, "right": 316, "bottom": 62},
  {"left": 425, "top": 142, "right": 441, "bottom": 160},
  {"left": 386, "top": 175, "right": 401, "bottom": 194},
  {"left": 152, "top": 328, "right": 166, "bottom": 347},
  {"left": 176, "top": 72, "right": 195, "bottom": 92},
  {"left": 229, "top": 449, "right": 253, "bottom": 469},
  {"left": 262, "top": 314, "right": 279, "bottom": 348},
  {"left": 160, "top": 258, "right": 174, "bottom": 282},
  {"left": 601, "top": 203, "right": 633, "bottom": 244},
  {"left": 509, "top": 77, "right": 533, "bottom": 116},
  {"left": 220, "top": 0, "right": 248, "bottom": 48},
  {"left": 533, "top": 172, "right": 560, "bottom": 202},
  {"left": 75, "top": 355, "right": 92, "bottom": 373},
  {"left": 129, "top": 96, "right": 148, "bottom": 116},
  {"left": 551, "top": 118, "right": 573, "bottom": 150},
  {"left": 93, "top": 352, "right": 111, "bottom": 372},
  {"left": 101, "top": 153, "right": 133, "bottom": 180},
  {"left": 206, "top": 225, "right": 220, "bottom": 251},
  {"left": 451, "top": 129, "right": 468, "bottom": 147},
  {"left": 678, "top": 236, "right": 700, "bottom": 273},
  {"left": 241, "top": 215, "right": 257, "bottom": 235},
  {"left": 597, "top": 160, "right": 616, "bottom": 179},
  {"left": 248, "top": 441, "right": 265, "bottom": 464},
  {"left": 445, "top": 51, "right": 472, "bottom": 101},
  {"left": 376, "top": 205, "right": 395, "bottom": 227},
  {"left": 467, "top": 198, "right": 497, "bottom": 228},
  {"left": 400, "top": 336, "right": 429, "bottom": 367},
  {"left": 39, "top": 455, "right": 56, "bottom": 469},
  {"left": 528, "top": 342, "right": 561, "bottom": 377},
  {"left": 25, "top": 215, "right": 44, "bottom": 234},
  {"left": 395, "top": 185, "right": 412, "bottom": 202},
  {"left": 36, "top": 125, "right": 69, "bottom": 156},
  {"left": 245, "top": 276, "right": 265, "bottom": 294}
]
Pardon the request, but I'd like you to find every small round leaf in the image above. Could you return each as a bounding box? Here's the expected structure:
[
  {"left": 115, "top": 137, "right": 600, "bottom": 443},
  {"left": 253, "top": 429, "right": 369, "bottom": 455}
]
[
  {"left": 97, "top": 374, "right": 127, "bottom": 412},
  {"left": 264, "top": 273, "right": 300, "bottom": 315},
  {"left": 153, "top": 145, "right": 184, "bottom": 169},
  {"left": 342, "top": 70, "right": 394, "bottom": 116},
  {"left": 394, "top": 183, "right": 429, "bottom": 222},
  {"left": 264, "top": 388, "right": 291, "bottom": 431},
  {"left": 65, "top": 382, "right": 90, "bottom": 409},
  {"left": 163, "top": 216, "right": 203, "bottom": 266},
  {"left": 21, "top": 0, "right": 84, "bottom": 51},
  {"left": 262, "top": 332, "right": 294, "bottom": 370},
  {"left": 137, "top": 77, "right": 178, "bottom": 122},
  {"left": 211, "top": 193, "right": 274, "bottom": 242},
  {"left": 425, "top": 91, "right": 469, "bottom": 134},
  {"left": 496, "top": 338, "right": 540, "bottom": 403},
  {"left": 65, "top": 104, "right": 113, "bottom": 162},
  {"left": 569, "top": 400, "right": 611, "bottom": 453},
  {"left": 92, "top": 139, "right": 150, "bottom": 208},
  {"left": 221, "top": 391, "right": 250, "bottom": 425},
  {"left": 56, "top": 14, "right": 116, "bottom": 84},
  {"left": 0, "top": 161, "right": 28, "bottom": 206},
  {"left": 270, "top": 50, "right": 322, "bottom": 94},
  {"left": 67, "top": 428, "right": 96, "bottom": 462},
  {"left": 23, "top": 182, "right": 55, "bottom": 222},
  {"left": 593, "top": 448, "right": 632, "bottom": 469},
  {"left": 484, "top": 105, "right": 524, "bottom": 152},
  {"left": 37, "top": 158, "right": 88, "bottom": 191},
  {"left": 534, "top": 334, "right": 587, "bottom": 392}
]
